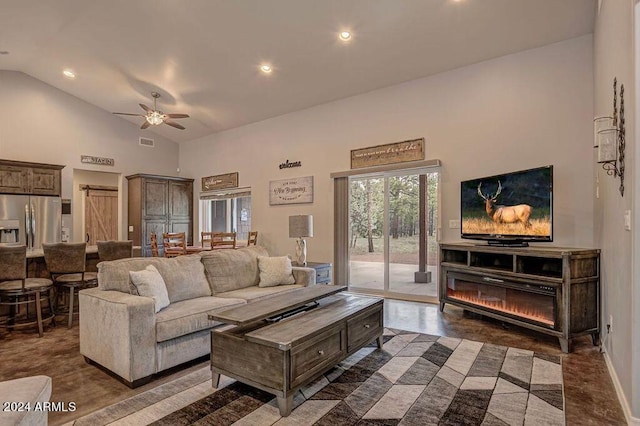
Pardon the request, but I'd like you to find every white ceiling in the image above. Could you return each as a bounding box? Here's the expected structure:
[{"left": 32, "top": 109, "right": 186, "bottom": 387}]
[{"left": 1, "top": 0, "right": 595, "bottom": 143}]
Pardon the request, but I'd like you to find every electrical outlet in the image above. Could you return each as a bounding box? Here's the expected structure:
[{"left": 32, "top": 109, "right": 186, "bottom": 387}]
[
  {"left": 449, "top": 219, "right": 460, "bottom": 229},
  {"left": 608, "top": 314, "right": 613, "bottom": 333},
  {"left": 128, "top": 225, "right": 134, "bottom": 232}
]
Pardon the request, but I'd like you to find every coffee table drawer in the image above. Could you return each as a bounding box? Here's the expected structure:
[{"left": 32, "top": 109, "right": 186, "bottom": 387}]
[
  {"left": 291, "top": 326, "right": 345, "bottom": 388},
  {"left": 347, "top": 305, "right": 383, "bottom": 352}
]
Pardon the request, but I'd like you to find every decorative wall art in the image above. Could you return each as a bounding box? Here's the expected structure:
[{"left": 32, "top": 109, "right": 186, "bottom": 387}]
[
  {"left": 81, "top": 155, "right": 115, "bottom": 166},
  {"left": 350, "top": 137, "right": 425, "bottom": 169},
  {"left": 269, "top": 176, "right": 313, "bottom": 205},
  {"left": 279, "top": 159, "right": 302, "bottom": 169},
  {"left": 201, "top": 172, "right": 239, "bottom": 192}
]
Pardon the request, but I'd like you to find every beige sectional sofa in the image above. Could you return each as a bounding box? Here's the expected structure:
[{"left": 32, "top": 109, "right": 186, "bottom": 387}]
[{"left": 78, "top": 246, "right": 315, "bottom": 387}]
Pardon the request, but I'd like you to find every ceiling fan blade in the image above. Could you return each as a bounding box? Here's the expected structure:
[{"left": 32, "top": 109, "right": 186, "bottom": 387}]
[
  {"left": 112, "top": 112, "right": 145, "bottom": 116},
  {"left": 139, "top": 104, "right": 152, "bottom": 112},
  {"left": 140, "top": 121, "right": 151, "bottom": 130},
  {"left": 163, "top": 119, "right": 186, "bottom": 130},
  {"left": 166, "top": 113, "right": 189, "bottom": 119}
]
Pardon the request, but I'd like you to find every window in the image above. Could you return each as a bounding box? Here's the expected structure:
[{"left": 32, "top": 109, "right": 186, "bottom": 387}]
[{"left": 199, "top": 189, "right": 251, "bottom": 240}]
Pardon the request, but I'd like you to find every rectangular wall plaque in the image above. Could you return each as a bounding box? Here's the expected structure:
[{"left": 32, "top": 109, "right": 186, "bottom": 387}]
[
  {"left": 201, "top": 172, "right": 239, "bottom": 192},
  {"left": 81, "top": 155, "right": 115, "bottom": 166},
  {"left": 350, "top": 138, "right": 425, "bottom": 169},
  {"left": 269, "top": 176, "right": 314, "bottom": 205}
]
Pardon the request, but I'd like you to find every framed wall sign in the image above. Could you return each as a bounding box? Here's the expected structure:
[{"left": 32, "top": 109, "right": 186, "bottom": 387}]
[
  {"left": 81, "top": 155, "right": 115, "bottom": 166},
  {"left": 201, "top": 172, "right": 239, "bottom": 192},
  {"left": 351, "top": 138, "right": 425, "bottom": 169},
  {"left": 269, "top": 176, "right": 313, "bottom": 205}
]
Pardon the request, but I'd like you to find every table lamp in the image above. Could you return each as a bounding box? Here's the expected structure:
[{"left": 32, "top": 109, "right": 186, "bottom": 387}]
[{"left": 289, "top": 215, "right": 313, "bottom": 266}]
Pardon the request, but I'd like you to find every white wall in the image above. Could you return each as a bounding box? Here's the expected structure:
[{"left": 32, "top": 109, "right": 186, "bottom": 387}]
[
  {"left": 180, "top": 35, "right": 595, "bottom": 263},
  {"left": 0, "top": 71, "right": 181, "bottom": 240},
  {"left": 594, "top": 0, "right": 638, "bottom": 422}
]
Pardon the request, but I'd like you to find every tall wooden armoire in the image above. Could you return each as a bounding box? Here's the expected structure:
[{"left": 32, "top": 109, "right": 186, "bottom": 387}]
[{"left": 126, "top": 174, "right": 194, "bottom": 256}]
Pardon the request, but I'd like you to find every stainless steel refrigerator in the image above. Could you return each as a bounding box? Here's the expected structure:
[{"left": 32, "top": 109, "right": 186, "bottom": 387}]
[{"left": 0, "top": 194, "right": 62, "bottom": 249}]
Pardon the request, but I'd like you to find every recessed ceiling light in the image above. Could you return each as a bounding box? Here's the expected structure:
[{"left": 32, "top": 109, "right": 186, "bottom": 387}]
[
  {"left": 260, "top": 64, "right": 272, "bottom": 74},
  {"left": 339, "top": 31, "right": 352, "bottom": 41},
  {"left": 63, "top": 69, "right": 76, "bottom": 79}
]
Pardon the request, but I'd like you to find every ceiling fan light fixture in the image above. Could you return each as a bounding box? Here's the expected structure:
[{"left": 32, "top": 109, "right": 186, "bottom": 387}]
[{"left": 146, "top": 111, "right": 165, "bottom": 125}]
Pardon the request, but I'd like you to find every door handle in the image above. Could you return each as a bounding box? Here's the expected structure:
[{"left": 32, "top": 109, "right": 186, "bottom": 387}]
[
  {"left": 25, "top": 204, "right": 30, "bottom": 249},
  {"left": 30, "top": 203, "right": 36, "bottom": 249},
  {"left": 86, "top": 233, "right": 90, "bottom": 243}
]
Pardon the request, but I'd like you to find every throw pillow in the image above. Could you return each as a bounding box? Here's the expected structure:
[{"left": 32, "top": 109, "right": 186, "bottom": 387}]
[
  {"left": 129, "top": 265, "right": 170, "bottom": 313},
  {"left": 257, "top": 256, "right": 296, "bottom": 288}
]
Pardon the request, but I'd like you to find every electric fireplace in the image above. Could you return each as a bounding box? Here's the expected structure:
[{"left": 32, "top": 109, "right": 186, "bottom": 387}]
[{"left": 446, "top": 272, "right": 557, "bottom": 328}]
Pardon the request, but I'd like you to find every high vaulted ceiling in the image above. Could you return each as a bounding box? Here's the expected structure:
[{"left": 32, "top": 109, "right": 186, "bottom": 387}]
[{"left": 1, "top": 0, "right": 595, "bottom": 143}]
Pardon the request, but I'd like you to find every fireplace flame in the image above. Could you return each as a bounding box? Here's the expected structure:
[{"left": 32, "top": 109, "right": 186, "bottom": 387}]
[{"left": 448, "top": 290, "right": 554, "bottom": 326}]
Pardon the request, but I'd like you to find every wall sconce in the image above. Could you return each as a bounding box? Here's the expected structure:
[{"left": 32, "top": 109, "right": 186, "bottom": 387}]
[{"left": 594, "top": 78, "right": 625, "bottom": 196}]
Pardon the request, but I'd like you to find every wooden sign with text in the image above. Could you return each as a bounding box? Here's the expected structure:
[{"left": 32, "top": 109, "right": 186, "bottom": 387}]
[
  {"left": 201, "top": 172, "right": 239, "bottom": 192},
  {"left": 269, "top": 176, "right": 313, "bottom": 205},
  {"left": 351, "top": 138, "right": 425, "bottom": 169},
  {"left": 81, "top": 155, "right": 115, "bottom": 166}
]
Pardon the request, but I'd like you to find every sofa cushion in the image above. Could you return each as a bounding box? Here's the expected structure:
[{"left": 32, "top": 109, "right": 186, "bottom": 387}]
[
  {"left": 216, "top": 284, "right": 304, "bottom": 303},
  {"left": 97, "top": 255, "right": 211, "bottom": 303},
  {"left": 257, "top": 256, "right": 295, "bottom": 287},
  {"left": 200, "top": 246, "right": 269, "bottom": 294},
  {"left": 129, "top": 265, "right": 170, "bottom": 313},
  {"left": 155, "top": 296, "right": 246, "bottom": 342}
]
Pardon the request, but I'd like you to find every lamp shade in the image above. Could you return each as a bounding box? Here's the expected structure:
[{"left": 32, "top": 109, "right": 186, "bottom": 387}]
[{"left": 289, "top": 215, "right": 313, "bottom": 238}]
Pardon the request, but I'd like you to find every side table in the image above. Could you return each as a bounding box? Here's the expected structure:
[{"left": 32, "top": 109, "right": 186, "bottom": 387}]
[{"left": 297, "top": 261, "right": 332, "bottom": 284}]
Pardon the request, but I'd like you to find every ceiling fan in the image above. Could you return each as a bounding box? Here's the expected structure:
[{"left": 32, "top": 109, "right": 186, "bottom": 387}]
[{"left": 112, "top": 92, "right": 189, "bottom": 130}]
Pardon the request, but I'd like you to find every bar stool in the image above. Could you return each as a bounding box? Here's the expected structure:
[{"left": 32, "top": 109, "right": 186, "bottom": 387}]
[
  {"left": 247, "top": 231, "right": 258, "bottom": 246},
  {"left": 0, "top": 245, "right": 55, "bottom": 337},
  {"left": 43, "top": 242, "right": 97, "bottom": 328},
  {"left": 97, "top": 240, "right": 134, "bottom": 261}
]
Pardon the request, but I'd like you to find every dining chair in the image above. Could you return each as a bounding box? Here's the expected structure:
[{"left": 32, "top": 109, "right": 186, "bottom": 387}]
[
  {"left": 0, "top": 245, "right": 55, "bottom": 337},
  {"left": 212, "top": 232, "right": 237, "bottom": 249},
  {"left": 97, "top": 240, "right": 134, "bottom": 261},
  {"left": 201, "top": 232, "right": 214, "bottom": 250},
  {"left": 43, "top": 242, "right": 97, "bottom": 328},
  {"left": 149, "top": 233, "right": 159, "bottom": 257},
  {"left": 247, "top": 231, "right": 258, "bottom": 246},
  {"left": 162, "top": 232, "right": 187, "bottom": 257}
]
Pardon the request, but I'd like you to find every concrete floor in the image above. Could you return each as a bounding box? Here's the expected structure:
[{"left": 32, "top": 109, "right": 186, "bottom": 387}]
[
  {"left": 350, "top": 260, "right": 439, "bottom": 298},
  {"left": 0, "top": 298, "right": 628, "bottom": 426}
]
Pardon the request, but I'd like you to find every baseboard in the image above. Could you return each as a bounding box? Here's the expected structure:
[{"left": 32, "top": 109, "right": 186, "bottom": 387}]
[{"left": 602, "top": 347, "right": 640, "bottom": 425}]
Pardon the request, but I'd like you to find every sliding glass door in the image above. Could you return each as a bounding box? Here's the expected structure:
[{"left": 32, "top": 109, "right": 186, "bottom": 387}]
[{"left": 348, "top": 169, "right": 439, "bottom": 302}]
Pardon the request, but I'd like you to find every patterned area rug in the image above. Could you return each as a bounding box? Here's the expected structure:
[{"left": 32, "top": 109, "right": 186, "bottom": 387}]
[{"left": 70, "top": 328, "right": 564, "bottom": 426}]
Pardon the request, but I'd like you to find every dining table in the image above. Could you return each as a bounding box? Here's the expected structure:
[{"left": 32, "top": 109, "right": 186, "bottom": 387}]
[{"left": 185, "top": 240, "right": 248, "bottom": 254}]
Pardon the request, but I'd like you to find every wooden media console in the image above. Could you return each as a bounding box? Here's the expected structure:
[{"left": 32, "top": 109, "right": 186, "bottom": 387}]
[{"left": 439, "top": 242, "right": 600, "bottom": 353}]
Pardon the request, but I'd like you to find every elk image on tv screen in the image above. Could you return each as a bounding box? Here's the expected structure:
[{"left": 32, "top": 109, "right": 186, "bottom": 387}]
[{"left": 461, "top": 165, "right": 553, "bottom": 245}]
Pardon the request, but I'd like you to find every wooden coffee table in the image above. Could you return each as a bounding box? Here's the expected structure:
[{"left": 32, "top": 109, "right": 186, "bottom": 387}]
[{"left": 209, "top": 286, "right": 383, "bottom": 416}]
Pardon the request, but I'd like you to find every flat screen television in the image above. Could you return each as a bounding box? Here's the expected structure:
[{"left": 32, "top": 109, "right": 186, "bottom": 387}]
[{"left": 460, "top": 165, "right": 553, "bottom": 246}]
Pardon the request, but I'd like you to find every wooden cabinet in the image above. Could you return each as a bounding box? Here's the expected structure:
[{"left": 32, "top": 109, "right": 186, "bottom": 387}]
[
  {"left": 439, "top": 242, "right": 600, "bottom": 353},
  {"left": 0, "top": 159, "right": 63, "bottom": 196},
  {"left": 126, "top": 174, "right": 194, "bottom": 256}
]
